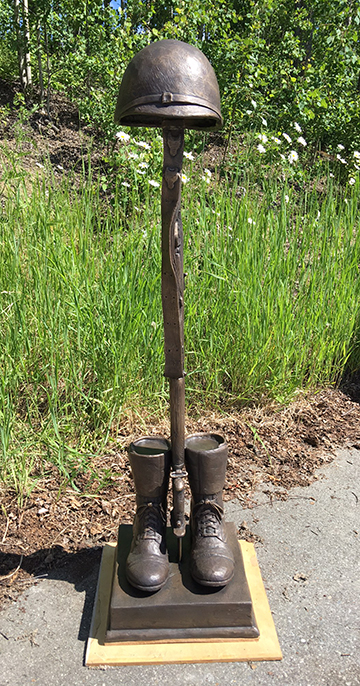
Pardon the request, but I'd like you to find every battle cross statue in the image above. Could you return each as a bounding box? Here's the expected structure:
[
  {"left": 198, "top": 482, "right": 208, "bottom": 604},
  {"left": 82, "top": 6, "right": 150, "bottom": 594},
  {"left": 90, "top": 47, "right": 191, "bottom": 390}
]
[{"left": 114, "top": 39, "right": 235, "bottom": 592}]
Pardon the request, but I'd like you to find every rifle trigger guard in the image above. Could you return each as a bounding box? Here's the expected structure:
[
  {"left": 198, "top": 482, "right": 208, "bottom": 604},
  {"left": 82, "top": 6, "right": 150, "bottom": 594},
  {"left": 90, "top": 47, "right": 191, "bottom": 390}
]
[{"left": 170, "top": 469, "right": 187, "bottom": 482}]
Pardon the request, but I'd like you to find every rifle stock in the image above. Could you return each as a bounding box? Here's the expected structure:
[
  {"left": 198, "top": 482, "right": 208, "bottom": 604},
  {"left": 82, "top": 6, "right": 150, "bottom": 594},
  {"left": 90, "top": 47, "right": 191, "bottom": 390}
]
[{"left": 162, "top": 125, "right": 186, "bottom": 550}]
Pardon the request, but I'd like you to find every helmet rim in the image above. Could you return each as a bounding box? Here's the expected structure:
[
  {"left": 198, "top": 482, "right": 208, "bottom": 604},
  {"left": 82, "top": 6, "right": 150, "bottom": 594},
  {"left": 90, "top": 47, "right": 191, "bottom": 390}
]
[{"left": 114, "top": 39, "right": 222, "bottom": 131}]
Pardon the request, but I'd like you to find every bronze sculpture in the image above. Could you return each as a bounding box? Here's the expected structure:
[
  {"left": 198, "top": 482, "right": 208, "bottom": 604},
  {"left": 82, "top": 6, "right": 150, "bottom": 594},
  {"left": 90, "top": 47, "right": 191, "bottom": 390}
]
[{"left": 115, "top": 39, "right": 234, "bottom": 592}]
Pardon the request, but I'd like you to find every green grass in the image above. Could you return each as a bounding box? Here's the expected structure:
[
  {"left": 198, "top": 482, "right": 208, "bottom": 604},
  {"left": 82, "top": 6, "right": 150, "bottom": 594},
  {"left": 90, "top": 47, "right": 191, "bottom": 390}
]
[{"left": 1, "top": 143, "right": 360, "bottom": 497}]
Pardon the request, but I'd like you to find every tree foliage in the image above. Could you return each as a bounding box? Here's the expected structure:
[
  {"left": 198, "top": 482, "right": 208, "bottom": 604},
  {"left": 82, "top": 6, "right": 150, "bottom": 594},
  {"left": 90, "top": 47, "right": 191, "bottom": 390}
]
[{"left": 0, "top": 0, "right": 359, "bottom": 149}]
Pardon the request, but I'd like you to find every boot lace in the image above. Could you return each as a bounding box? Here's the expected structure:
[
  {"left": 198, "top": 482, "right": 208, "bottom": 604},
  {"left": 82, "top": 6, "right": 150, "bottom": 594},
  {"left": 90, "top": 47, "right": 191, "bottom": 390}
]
[
  {"left": 193, "top": 500, "right": 224, "bottom": 539},
  {"left": 136, "top": 503, "right": 165, "bottom": 541}
]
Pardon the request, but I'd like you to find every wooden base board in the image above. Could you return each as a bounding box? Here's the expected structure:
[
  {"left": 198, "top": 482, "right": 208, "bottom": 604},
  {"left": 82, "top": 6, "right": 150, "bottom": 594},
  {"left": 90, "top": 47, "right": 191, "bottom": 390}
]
[{"left": 85, "top": 541, "right": 282, "bottom": 666}]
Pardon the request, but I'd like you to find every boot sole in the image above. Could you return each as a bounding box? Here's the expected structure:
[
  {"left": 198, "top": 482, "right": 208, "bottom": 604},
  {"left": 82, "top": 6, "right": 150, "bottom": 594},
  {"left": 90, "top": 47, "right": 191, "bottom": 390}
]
[
  {"left": 191, "top": 570, "right": 234, "bottom": 588},
  {"left": 126, "top": 576, "right": 168, "bottom": 593}
]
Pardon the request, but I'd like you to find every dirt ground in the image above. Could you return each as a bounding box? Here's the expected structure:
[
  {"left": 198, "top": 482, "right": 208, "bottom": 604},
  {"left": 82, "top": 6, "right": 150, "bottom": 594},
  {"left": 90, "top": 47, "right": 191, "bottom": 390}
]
[
  {"left": 0, "top": 78, "right": 108, "bottom": 185},
  {"left": 0, "top": 77, "right": 227, "bottom": 186},
  {"left": 1, "top": 385, "right": 360, "bottom": 609},
  {"left": 1, "top": 80, "right": 360, "bottom": 609}
]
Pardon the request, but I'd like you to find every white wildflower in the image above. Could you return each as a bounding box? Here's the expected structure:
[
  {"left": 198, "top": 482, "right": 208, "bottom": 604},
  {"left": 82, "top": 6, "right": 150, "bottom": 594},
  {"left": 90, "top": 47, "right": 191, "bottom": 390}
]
[
  {"left": 294, "top": 122, "right": 302, "bottom": 133},
  {"left": 349, "top": 177, "right": 356, "bottom": 185},
  {"left": 280, "top": 153, "right": 286, "bottom": 160},
  {"left": 353, "top": 150, "right": 360, "bottom": 160},
  {"left": 184, "top": 151, "right": 195, "bottom": 161},
  {"left": 329, "top": 173, "right": 334, "bottom": 178},
  {"left": 201, "top": 175, "right": 211, "bottom": 183},
  {"left": 151, "top": 321, "right": 157, "bottom": 328},
  {"left": 344, "top": 199, "right": 348, "bottom": 204},
  {"left": 129, "top": 152, "right": 139, "bottom": 159},
  {"left": 247, "top": 217, "right": 255, "bottom": 225},
  {"left": 138, "top": 162, "right": 149, "bottom": 169},
  {"left": 283, "top": 133, "right": 292, "bottom": 144},
  {"left": 181, "top": 173, "right": 189, "bottom": 183},
  {"left": 340, "top": 157, "right": 347, "bottom": 165},
  {"left": 258, "top": 133, "right": 268, "bottom": 143},
  {"left": 246, "top": 109, "right": 253, "bottom": 115},
  {"left": 354, "top": 164, "right": 360, "bottom": 171},
  {"left": 337, "top": 144, "right": 345, "bottom": 151},
  {"left": 297, "top": 136, "right": 307, "bottom": 147},
  {"left": 149, "top": 179, "right": 160, "bottom": 188},
  {"left": 135, "top": 141, "right": 151, "bottom": 150},
  {"left": 284, "top": 194, "right": 289, "bottom": 203},
  {"left": 204, "top": 168, "right": 212, "bottom": 177},
  {"left": 121, "top": 181, "right": 131, "bottom": 188},
  {"left": 261, "top": 117, "right": 268, "bottom": 127},
  {"left": 288, "top": 150, "right": 299, "bottom": 164},
  {"left": 272, "top": 137, "right": 281, "bottom": 144},
  {"left": 116, "top": 131, "right": 130, "bottom": 142},
  {"left": 57, "top": 164, "right": 64, "bottom": 170},
  {"left": 136, "top": 169, "right": 146, "bottom": 175},
  {"left": 251, "top": 99, "right": 257, "bottom": 109},
  {"left": 257, "top": 144, "right": 266, "bottom": 153}
]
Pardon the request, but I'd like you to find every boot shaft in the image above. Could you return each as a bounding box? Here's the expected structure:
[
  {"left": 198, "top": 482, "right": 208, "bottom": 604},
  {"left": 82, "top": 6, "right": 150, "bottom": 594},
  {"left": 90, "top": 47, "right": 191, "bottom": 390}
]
[
  {"left": 185, "top": 433, "right": 228, "bottom": 501},
  {"left": 185, "top": 433, "right": 234, "bottom": 587},
  {"left": 128, "top": 436, "right": 171, "bottom": 502},
  {"left": 126, "top": 436, "right": 171, "bottom": 593}
]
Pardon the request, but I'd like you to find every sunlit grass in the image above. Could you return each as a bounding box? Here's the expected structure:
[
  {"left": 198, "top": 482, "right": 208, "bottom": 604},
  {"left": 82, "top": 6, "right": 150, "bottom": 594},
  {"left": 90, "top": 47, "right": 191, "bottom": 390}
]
[{"left": 0, "top": 143, "right": 360, "bottom": 497}]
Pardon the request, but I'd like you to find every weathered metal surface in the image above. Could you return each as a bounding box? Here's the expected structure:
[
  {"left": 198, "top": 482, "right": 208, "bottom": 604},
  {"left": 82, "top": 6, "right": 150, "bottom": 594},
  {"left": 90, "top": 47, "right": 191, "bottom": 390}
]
[
  {"left": 161, "top": 125, "right": 185, "bottom": 380},
  {"left": 161, "top": 124, "right": 187, "bottom": 545},
  {"left": 184, "top": 434, "right": 235, "bottom": 587},
  {"left": 185, "top": 433, "right": 228, "bottom": 497},
  {"left": 125, "top": 437, "right": 171, "bottom": 592},
  {"left": 114, "top": 39, "right": 222, "bottom": 131},
  {"left": 106, "top": 524, "right": 259, "bottom": 642},
  {"left": 114, "top": 40, "right": 232, "bottom": 580},
  {"left": 169, "top": 377, "right": 186, "bottom": 545}
]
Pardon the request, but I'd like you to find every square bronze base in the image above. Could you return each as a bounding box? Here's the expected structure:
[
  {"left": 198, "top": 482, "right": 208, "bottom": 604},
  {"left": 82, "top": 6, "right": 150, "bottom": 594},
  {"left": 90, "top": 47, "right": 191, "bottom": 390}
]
[
  {"left": 105, "top": 523, "right": 259, "bottom": 642},
  {"left": 86, "top": 541, "right": 282, "bottom": 665}
]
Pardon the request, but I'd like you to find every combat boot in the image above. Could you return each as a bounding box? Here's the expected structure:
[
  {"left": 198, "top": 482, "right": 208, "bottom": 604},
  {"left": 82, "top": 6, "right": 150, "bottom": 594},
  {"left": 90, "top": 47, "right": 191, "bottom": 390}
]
[
  {"left": 185, "top": 434, "right": 235, "bottom": 587},
  {"left": 126, "top": 437, "right": 171, "bottom": 592}
]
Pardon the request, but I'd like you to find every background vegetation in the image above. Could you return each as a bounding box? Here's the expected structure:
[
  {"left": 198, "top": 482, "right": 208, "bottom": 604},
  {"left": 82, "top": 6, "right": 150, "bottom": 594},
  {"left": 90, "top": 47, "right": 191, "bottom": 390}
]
[
  {"left": 1, "top": 0, "right": 360, "bottom": 150},
  {"left": 0, "top": 1, "right": 360, "bottom": 496}
]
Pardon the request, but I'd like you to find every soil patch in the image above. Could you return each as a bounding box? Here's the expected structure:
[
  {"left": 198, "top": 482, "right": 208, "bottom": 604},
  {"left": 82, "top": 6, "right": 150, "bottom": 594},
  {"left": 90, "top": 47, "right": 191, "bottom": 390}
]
[
  {"left": 1, "top": 87, "right": 360, "bottom": 607},
  {"left": 1, "top": 386, "right": 360, "bottom": 608}
]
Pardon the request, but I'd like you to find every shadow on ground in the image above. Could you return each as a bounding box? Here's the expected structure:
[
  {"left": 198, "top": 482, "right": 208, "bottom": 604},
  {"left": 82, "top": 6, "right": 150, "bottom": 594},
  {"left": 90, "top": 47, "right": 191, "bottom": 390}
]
[
  {"left": 0, "top": 546, "right": 102, "bottom": 641},
  {"left": 340, "top": 366, "right": 360, "bottom": 404}
]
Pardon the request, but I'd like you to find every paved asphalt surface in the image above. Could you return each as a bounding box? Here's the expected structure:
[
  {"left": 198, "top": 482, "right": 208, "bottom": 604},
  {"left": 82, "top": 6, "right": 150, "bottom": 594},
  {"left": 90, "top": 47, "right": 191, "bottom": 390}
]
[{"left": 0, "top": 448, "right": 359, "bottom": 686}]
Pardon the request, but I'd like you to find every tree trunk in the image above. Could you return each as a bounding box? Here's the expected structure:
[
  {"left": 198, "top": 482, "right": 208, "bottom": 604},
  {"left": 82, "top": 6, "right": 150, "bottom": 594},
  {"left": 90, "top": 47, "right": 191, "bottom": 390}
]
[
  {"left": 44, "top": 22, "right": 51, "bottom": 117},
  {"left": 14, "top": 0, "right": 26, "bottom": 90},
  {"left": 22, "top": 0, "right": 32, "bottom": 89},
  {"left": 36, "top": 20, "right": 44, "bottom": 106},
  {"left": 85, "top": 0, "right": 91, "bottom": 95}
]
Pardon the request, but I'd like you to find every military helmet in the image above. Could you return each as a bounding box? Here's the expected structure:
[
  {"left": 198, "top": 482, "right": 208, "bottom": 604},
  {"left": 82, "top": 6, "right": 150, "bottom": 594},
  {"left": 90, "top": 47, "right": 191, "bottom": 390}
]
[{"left": 114, "top": 39, "right": 222, "bottom": 131}]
